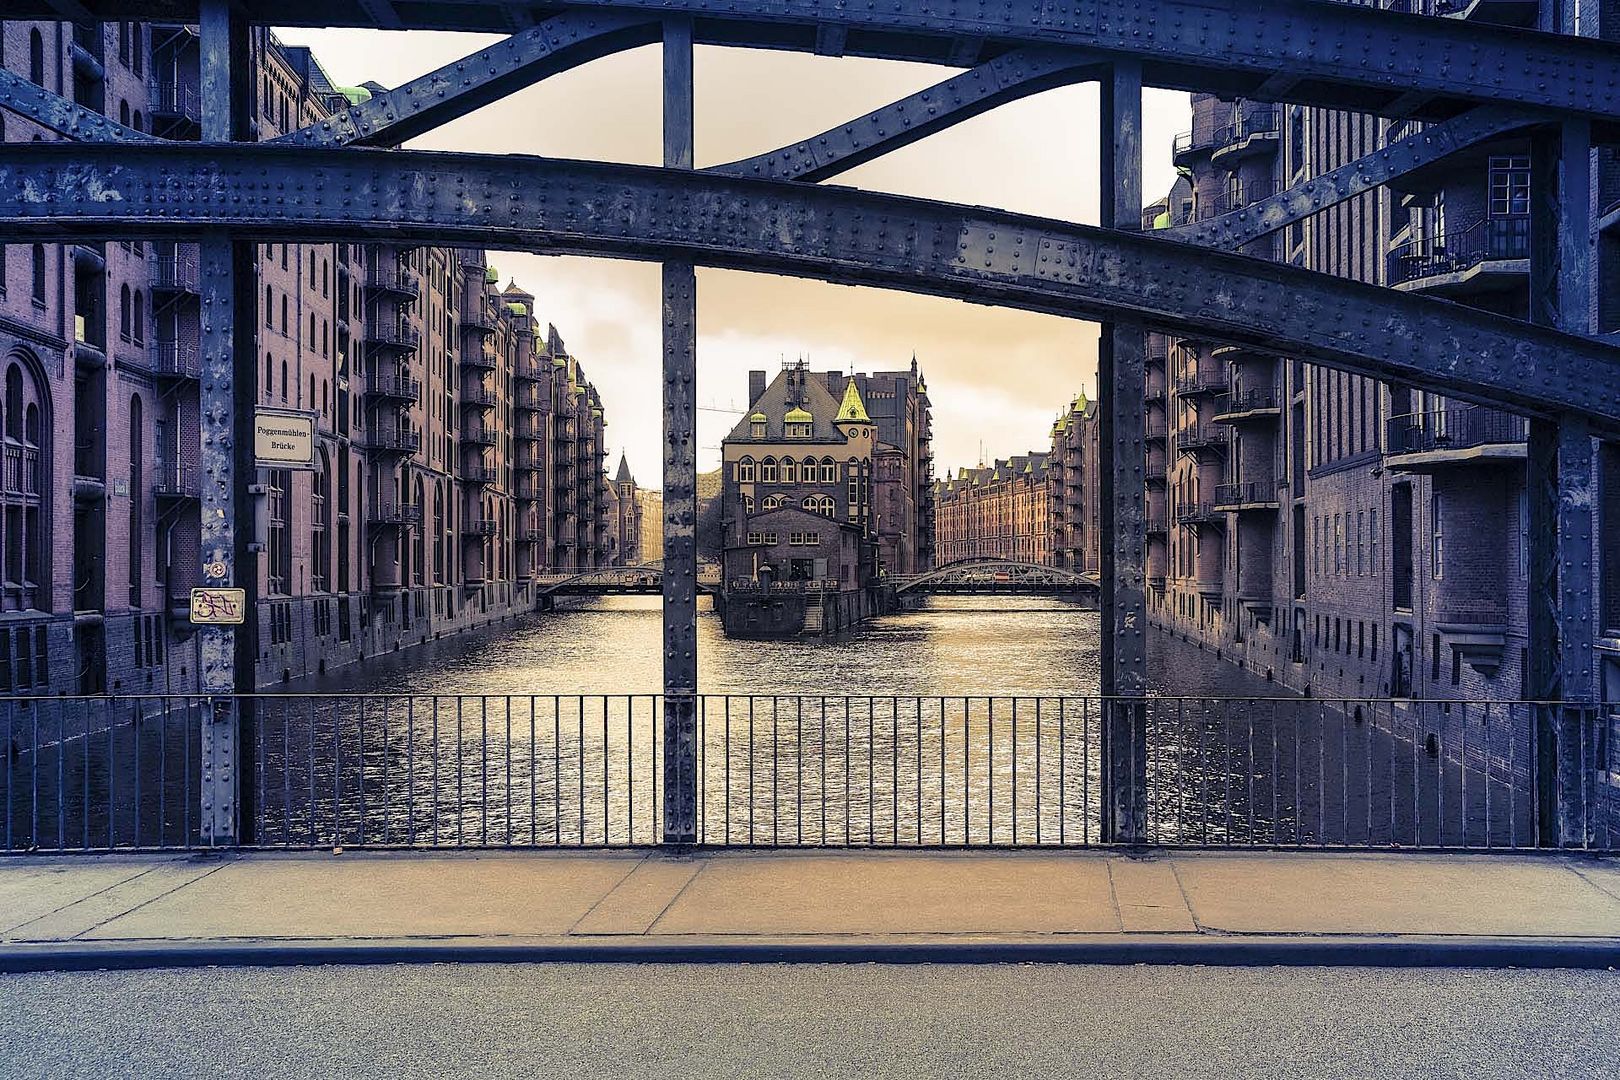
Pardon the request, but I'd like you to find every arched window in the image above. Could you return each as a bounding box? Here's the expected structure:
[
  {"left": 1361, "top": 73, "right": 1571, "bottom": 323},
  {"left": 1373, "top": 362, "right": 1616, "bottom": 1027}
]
[
  {"left": 280, "top": 359, "right": 288, "bottom": 402},
  {"left": 802, "top": 495, "right": 835, "bottom": 517},
  {"left": 763, "top": 494, "right": 786, "bottom": 510},
  {"left": 264, "top": 284, "right": 273, "bottom": 327},
  {"left": 119, "top": 100, "right": 130, "bottom": 126},
  {"left": 413, "top": 478, "right": 426, "bottom": 586},
  {"left": 820, "top": 457, "right": 836, "bottom": 483},
  {"left": 119, "top": 285, "right": 132, "bottom": 341},
  {"left": 264, "top": 354, "right": 273, "bottom": 399},
  {"left": 738, "top": 457, "right": 755, "bottom": 482},
  {"left": 780, "top": 459, "right": 796, "bottom": 484},
  {"left": 742, "top": 494, "right": 754, "bottom": 514},
  {"left": 761, "top": 457, "right": 777, "bottom": 484},
  {"left": 128, "top": 396, "right": 143, "bottom": 606},
  {"left": 132, "top": 291, "right": 144, "bottom": 345},
  {"left": 132, "top": 110, "right": 142, "bottom": 133},
  {"left": 28, "top": 30, "right": 45, "bottom": 87},
  {"left": 1, "top": 354, "right": 51, "bottom": 611},
  {"left": 433, "top": 482, "right": 445, "bottom": 582}
]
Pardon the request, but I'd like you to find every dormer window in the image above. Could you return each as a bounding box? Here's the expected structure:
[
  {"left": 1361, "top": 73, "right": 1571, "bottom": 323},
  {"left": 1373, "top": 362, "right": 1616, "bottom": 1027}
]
[
  {"left": 783, "top": 406, "right": 813, "bottom": 439},
  {"left": 748, "top": 411, "right": 768, "bottom": 439}
]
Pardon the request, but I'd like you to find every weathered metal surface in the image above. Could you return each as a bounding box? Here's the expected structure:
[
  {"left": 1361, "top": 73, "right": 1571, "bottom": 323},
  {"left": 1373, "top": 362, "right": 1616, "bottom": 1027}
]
[
  {"left": 0, "top": 68, "right": 159, "bottom": 144},
  {"left": 4, "top": 144, "right": 1619, "bottom": 432},
  {"left": 1098, "top": 61, "right": 1147, "bottom": 845},
  {"left": 1166, "top": 106, "right": 1543, "bottom": 250},
  {"left": 272, "top": 10, "right": 657, "bottom": 148},
  {"left": 713, "top": 48, "right": 1101, "bottom": 183},
  {"left": 1526, "top": 44, "right": 1599, "bottom": 847},
  {"left": 195, "top": 0, "right": 258, "bottom": 846},
  {"left": 15, "top": 0, "right": 1620, "bottom": 123},
  {"left": 662, "top": 18, "right": 699, "bottom": 846}
]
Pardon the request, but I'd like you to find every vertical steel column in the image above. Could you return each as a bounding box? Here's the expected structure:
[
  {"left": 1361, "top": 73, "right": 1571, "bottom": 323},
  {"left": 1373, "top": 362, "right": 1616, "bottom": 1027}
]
[
  {"left": 1098, "top": 62, "right": 1149, "bottom": 843},
  {"left": 661, "top": 17, "right": 700, "bottom": 845},
  {"left": 1527, "top": 0, "right": 1597, "bottom": 847},
  {"left": 197, "top": 0, "right": 258, "bottom": 845}
]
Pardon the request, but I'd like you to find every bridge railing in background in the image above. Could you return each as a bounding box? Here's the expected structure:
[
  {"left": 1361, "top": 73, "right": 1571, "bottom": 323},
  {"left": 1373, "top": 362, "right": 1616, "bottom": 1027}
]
[{"left": 2, "top": 696, "right": 1613, "bottom": 852}]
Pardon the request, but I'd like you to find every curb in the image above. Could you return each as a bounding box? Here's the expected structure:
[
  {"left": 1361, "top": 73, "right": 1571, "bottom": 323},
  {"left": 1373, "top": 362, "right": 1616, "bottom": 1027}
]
[{"left": 3, "top": 935, "right": 1619, "bottom": 973}]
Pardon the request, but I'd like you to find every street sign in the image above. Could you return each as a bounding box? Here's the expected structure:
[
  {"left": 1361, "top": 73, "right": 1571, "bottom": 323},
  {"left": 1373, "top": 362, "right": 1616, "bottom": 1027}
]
[
  {"left": 254, "top": 408, "right": 317, "bottom": 469},
  {"left": 190, "top": 587, "right": 246, "bottom": 625}
]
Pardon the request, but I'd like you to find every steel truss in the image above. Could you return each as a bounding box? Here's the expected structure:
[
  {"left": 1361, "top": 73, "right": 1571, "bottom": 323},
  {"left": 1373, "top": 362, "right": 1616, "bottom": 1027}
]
[{"left": 0, "top": 0, "right": 1612, "bottom": 846}]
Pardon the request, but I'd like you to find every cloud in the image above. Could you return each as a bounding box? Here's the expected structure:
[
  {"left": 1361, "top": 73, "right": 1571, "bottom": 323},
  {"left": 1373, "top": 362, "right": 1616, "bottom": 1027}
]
[{"left": 273, "top": 28, "right": 1189, "bottom": 484}]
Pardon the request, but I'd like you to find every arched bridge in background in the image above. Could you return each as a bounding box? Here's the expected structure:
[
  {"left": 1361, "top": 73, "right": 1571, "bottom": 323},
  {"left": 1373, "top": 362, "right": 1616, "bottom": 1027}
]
[
  {"left": 535, "top": 564, "right": 721, "bottom": 597},
  {"left": 4, "top": 0, "right": 1611, "bottom": 849},
  {"left": 893, "top": 560, "right": 1101, "bottom": 599}
]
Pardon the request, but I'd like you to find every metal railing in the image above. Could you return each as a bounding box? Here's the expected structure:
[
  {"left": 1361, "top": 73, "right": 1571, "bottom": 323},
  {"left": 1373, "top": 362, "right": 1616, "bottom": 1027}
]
[
  {"left": 1213, "top": 481, "right": 1280, "bottom": 508},
  {"left": 1216, "top": 105, "right": 1280, "bottom": 153},
  {"left": 3, "top": 695, "right": 1612, "bottom": 852},
  {"left": 1213, "top": 386, "right": 1280, "bottom": 417},
  {"left": 152, "top": 254, "right": 200, "bottom": 293},
  {"left": 1386, "top": 406, "right": 1528, "bottom": 455},
  {"left": 152, "top": 341, "right": 201, "bottom": 379},
  {"left": 1387, "top": 216, "right": 1530, "bottom": 286}
]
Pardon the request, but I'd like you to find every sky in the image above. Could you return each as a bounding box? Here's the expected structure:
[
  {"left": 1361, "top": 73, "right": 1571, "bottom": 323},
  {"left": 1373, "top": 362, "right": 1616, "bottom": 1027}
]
[{"left": 272, "top": 29, "right": 1191, "bottom": 485}]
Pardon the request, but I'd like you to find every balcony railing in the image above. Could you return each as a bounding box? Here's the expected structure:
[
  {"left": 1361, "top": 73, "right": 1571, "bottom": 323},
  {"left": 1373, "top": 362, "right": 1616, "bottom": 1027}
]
[
  {"left": 1176, "top": 502, "right": 1223, "bottom": 526},
  {"left": 1214, "top": 105, "right": 1279, "bottom": 156},
  {"left": 153, "top": 462, "right": 202, "bottom": 500},
  {"left": 151, "top": 341, "right": 201, "bottom": 380},
  {"left": 366, "top": 372, "right": 422, "bottom": 403},
  {"left": 1172, "top": 128, "right": 1216, "bottom": 161},
  {"left": 463, "top": 422, "right": 497, "bottom": 446},
  {"left": 368, "top": 502, "right": 424, "bottom": 527},
  {"left": 149, "top": 81, "right": 200, "bottom": 122},
  {"left": 1209, "top": 180, "right": 1282, "bottom": 216},
  {"left": 461, "top": 385, "right": 498, "bottom": 408},
  {"left": 1213, "top": 481, "right": 1281, "bottom": 509},
  {"left": 1144, "top": 416, "right": 1168, "bottom": 440},
  {"left": 368, "top": 425, "right": 421, "bottom": 454},
  {"left": 463, "top": 462, "right": 498, "bottom": 485},
  {"left": 364, "top": 267, "right": 420, "bottom": 298},
  {"left": 1387, "top": 216, "right": 1530, "bottom": 287},
  {"left": 365, "top": 323, "right": 421, "bottom": 351},
  {"left": 464, "top": 518, "right": 498, "bottom": 536},
  {"left": 1385, "top": 406, "right": 1529, "bottom": 456},
  {"left": 1176, "top": 424, "right": 1230, "bottom": 454},
  {"left": 462, "top": 348, "right": 499, "bottom": 371},
  {"left": 1212, "top": 386, "right": 1281, "bottom": 419},
  {"left": 1174, "top": 371, "right": 1230, "bottom": 396},
  {"left": 152, "top": 254, "right": 200, "bottom": 293}
]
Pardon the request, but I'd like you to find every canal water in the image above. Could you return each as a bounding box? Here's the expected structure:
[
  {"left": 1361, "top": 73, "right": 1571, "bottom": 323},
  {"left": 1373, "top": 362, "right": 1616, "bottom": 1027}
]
[
  {"left": 3, "top": 599, "right": 1545, "bottom": 851},
  {"left": 291, "top": 595, "right": 1279, "bottom": 698}
]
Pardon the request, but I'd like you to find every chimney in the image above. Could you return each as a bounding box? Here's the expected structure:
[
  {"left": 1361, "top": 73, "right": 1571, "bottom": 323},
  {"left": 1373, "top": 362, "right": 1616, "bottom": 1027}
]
[{"left": 748, "top": 370, "right": 767, "bottom": 406}]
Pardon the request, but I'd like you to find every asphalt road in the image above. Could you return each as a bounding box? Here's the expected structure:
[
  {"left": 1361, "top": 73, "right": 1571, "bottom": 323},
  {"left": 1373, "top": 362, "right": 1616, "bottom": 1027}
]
[{"left": 1, "top": 962, "right": 1617, "bottom": 1079}]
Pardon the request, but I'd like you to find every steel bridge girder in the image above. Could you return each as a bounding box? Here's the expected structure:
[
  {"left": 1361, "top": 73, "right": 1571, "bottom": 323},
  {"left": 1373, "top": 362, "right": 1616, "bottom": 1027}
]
[{"left": 2, "top": 144, "right": 1618, "bottom": 432}]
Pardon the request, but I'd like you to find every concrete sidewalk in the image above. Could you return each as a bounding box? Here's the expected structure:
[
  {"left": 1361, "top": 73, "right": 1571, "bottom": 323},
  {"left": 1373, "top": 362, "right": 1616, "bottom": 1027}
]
[{"left": 2, "top": 849, "right": 1619, "bottom": 971}]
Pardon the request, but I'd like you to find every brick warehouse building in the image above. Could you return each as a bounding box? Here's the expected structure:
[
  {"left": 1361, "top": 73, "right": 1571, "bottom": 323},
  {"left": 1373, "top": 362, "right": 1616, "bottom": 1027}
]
[
  {"left": 1145, "top": 2, "right": 1620, "bottom": 714},
  {"left": 934, "top": 392, "right": 1101, "bottom": 572},
  {"left": 0, "top": 20, "right": 632, "bottom": 693}
]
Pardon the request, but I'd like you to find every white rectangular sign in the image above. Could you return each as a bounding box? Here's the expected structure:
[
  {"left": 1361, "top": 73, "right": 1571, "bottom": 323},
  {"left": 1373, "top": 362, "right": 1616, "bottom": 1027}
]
[{"left": 254, "top": 408, "right": 317, "bottom": 469}]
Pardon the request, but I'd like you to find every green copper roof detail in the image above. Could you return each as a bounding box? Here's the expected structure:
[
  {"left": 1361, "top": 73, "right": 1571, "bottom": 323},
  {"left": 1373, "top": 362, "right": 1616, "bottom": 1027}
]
[
  {"left": 485, "top": 266, "right": 499, "bottom": 284},
  {"left": 784, "top": 406, "right": 812, "bottom": 424},
  {"left": 749, "top": 411, "right": 768, "bottom": 423}
]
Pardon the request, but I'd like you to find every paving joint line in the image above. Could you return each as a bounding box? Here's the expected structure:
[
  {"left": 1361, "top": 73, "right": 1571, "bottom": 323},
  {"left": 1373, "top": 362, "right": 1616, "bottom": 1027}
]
[
  {"left": 563, "top": 853, "right": 651, "bottom": 936},
  {"left": 1, "top": 860, "right": 173, "bottom": 937},
  {"left": 66, "top": 855, "right": 242, "bottom": 941},
  {"left": 640, "top": 853, "right": 711, "bottom": 936}
]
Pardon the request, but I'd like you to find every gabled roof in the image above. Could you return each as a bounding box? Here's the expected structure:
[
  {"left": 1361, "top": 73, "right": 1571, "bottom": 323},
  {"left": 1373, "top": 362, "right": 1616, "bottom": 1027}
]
[
  {"left": 725, "top": 366, "right": 849, "bottom": 444},
  {"left": 615, "top": 453, "right": 633, "bottom": 483}
]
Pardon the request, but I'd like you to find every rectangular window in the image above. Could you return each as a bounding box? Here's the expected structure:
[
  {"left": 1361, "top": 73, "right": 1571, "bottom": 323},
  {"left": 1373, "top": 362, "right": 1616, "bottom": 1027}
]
[
  {"left": 1488, "top": 155, "right": 1532, "bottom": 217},
  {"left": 1356, "top": 510, "right": 1365, "bottom": 576},
  {"left": 1370, "top": 509, "right": 1379, "bottom": 573}
]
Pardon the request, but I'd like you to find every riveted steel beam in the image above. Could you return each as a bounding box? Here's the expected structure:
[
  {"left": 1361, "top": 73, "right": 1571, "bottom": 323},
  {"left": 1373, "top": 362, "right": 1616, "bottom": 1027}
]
[
  {"left": 1165, "top": 106, "right": 1543, "bottom": 250},
  {"left": 16, "top": 0, "right": 1620, "bottom": 123},
  {"left": 1099, "top": 61, "right": 1148, "bottom": 846},
  {"left": 5, "top": 144, "right": 1620, "bottom": 433},
  {"left": 662, "top": 17, "right": 699, "bottom": 847},
  {"left": 272, "top": 10, "right": 658, "bottom": 149},
  {"left": 712, "top": 48, "right": 1102, "bottom": 184},
  {"left": 0, "top": 69, "right": 160, "bottom": 144}
]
